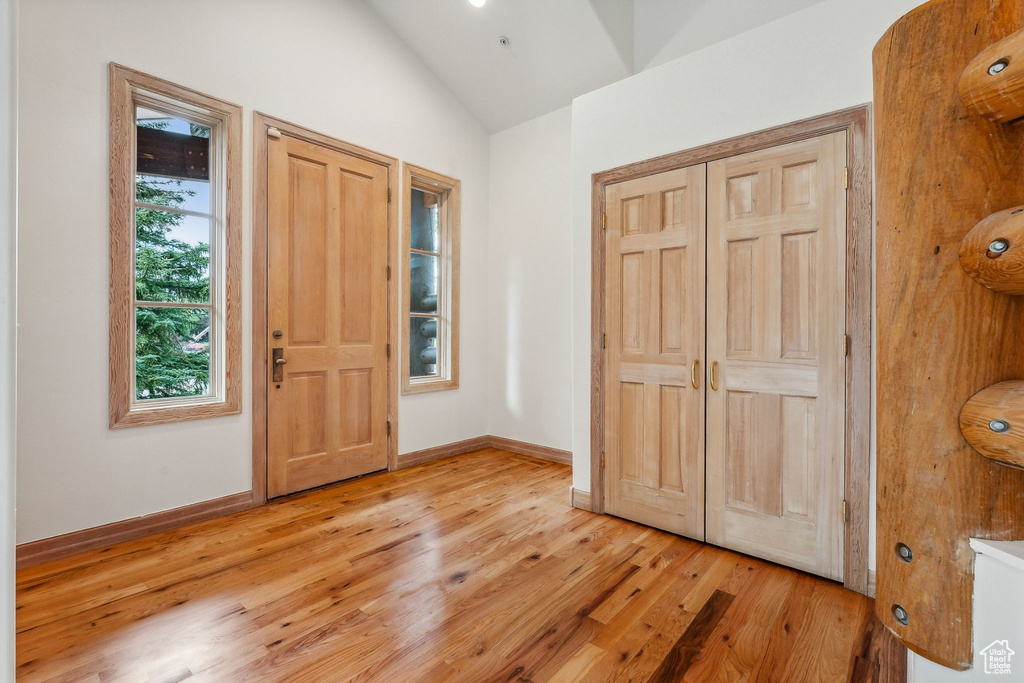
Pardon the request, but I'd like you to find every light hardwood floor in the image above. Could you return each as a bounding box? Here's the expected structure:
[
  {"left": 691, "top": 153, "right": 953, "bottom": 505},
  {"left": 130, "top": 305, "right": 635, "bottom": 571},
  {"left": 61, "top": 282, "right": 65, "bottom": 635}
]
[{"left": 16, "top": 449, "right": 904, "bottom": 682}]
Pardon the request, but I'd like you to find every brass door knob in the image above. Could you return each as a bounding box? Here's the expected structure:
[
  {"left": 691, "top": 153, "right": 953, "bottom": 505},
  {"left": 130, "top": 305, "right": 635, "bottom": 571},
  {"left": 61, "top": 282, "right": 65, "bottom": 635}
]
[{"left": 272, "top": 347, "right": 286, "bottom": 382}]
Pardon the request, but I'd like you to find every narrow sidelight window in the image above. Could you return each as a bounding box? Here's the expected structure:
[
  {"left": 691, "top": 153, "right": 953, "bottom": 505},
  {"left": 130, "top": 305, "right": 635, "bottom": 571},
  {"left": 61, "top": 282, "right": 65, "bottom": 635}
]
[
  {"left": 402, "top": 164, "right": 460, "bottom": 393},
  {"left": 109, "top": 64, "right": 241, "bottom": 427}
]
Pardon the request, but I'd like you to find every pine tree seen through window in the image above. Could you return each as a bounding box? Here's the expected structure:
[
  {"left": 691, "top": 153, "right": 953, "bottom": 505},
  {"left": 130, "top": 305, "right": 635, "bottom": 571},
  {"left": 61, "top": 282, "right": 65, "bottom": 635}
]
[{"left": 134, "top": 110, "right": 214, "bottom": 400}]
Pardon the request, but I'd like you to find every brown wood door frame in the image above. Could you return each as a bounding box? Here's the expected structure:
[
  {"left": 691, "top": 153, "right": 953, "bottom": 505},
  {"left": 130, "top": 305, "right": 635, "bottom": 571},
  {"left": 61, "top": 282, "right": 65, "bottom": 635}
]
[
  {"left": 252, "top": 112, "right": 399, "bottom": 505},
  {"left": 590, "top": 105, "right": 873, "bottom": 595}
]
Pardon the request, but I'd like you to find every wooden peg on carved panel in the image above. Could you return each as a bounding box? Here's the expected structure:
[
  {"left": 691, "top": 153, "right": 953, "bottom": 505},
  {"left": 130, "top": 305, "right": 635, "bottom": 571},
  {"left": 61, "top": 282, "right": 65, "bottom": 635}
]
[{"left": 959, "top": 206, "right": 1024, "bottom": 295}]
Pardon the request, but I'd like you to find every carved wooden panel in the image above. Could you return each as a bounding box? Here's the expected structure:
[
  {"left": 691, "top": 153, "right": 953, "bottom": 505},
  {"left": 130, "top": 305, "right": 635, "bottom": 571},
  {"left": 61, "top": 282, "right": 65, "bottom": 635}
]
[
  {"left": 726, "top": 240, "right": 755, "bottom": 357},
  {"left": 289, "top": 372, "right": 327, "bottom": 458},
  {"left": 781, "top": 233, "right": 817, "bottom": 360},
  {"left": 660, "top": 248, "right": 687, "bottom": 354},
  {"left": 874, "top": 0, "right": 1024, "bottom": 669},
  {"left": 620, "top": 254, "right": 643, "bottom": 353},
  {"left": 661, "top": 188, "right": 688, "bottom": 231},
  {"left": 622, "top": 196, "right": 644, "bottom": 236},
  {"left": 288, "top": 158, "right": 328, "bottom": 345},
  {"left": 338, "top": 369, "right": 373, "bottom": 448},
  {"left": 619, "top": 382, "right": 644, "bottom": 484},
  {"left": 659, "top": 385, "right": 689, "bottom": 493},
  {"left": 338, "top": 171, "right": 374, "bottom": 344}
]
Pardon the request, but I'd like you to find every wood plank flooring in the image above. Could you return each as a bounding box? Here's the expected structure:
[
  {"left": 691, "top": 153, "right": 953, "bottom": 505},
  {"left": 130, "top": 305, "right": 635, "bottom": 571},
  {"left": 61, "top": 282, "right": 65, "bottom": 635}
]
[{"left": 16, "top": 449, "right": 905, "bottom": 682}]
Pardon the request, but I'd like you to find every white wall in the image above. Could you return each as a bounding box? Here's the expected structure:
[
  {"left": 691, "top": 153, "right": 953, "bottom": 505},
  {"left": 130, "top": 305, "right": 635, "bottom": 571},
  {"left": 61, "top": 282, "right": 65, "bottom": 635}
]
[
  {"left": 17, "top": 0, "right": 490, "bottom": 544},
  {"left": 1, "top": 0, "right": 15, "bottom": 675},
  {"left": 487, "top": 106, "right": 573, "bottom": 452},
  {"left": 632, "top": 0, "right": 829, "bottom": 71},
  {"left": 569, "top": 0, "right": 925, "bottom": 564}
]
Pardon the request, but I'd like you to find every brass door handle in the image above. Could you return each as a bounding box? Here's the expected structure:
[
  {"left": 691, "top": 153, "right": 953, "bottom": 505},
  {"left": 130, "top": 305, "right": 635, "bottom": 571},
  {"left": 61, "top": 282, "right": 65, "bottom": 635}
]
[
  {"left": 272, "top": 347, "right": 286, "bottom": 382},
  {"left": 691, "top": 359, "right": 700, "bottom": 389},
  {"left": 710, "top": 360, "right": 719, "bottom": 392}
]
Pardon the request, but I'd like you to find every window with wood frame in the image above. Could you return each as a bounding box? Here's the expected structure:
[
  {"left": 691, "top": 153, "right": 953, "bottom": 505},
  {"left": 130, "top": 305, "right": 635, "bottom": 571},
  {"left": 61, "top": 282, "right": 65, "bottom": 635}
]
[
  {"left": 109, "top": 64, "right": 241, "bottom": 428},
  {"left": 403, "top": 164, "right": 460, "bottom": 393}
]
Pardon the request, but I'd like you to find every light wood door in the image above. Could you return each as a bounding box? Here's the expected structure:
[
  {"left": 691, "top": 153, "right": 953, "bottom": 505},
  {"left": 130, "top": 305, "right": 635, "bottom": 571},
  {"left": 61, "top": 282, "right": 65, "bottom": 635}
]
[
  {"left": 604, "top": 164, "right": 706, "bottom": 539},
  {"left": 706, "top": 133, "right": 847, "bottom": 580},
  {"left": 267, "top": 133, "right": 389, "bottom": 498}
]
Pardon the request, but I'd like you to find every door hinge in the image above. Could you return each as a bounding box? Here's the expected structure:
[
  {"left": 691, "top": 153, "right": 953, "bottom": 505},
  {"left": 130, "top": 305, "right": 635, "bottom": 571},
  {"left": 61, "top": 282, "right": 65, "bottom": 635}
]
[
  {"left": 601, "top": 452, "right": 606, "bottom": 468},
  {"left": 602, "top": 333, "right": 607, "bottom": 349},
  {"left": 841, "top": 499, "right": 848, "bottom": 523},
  {"left": 387, "top": 420, "right": 392, "bottom": 437},
  {"left": 387, "top": 187, "right": 392, "bottom": 204},
  {"left": 386, "top": 343, "right": 391, "bottom": 359},
  {"left": 843, "top": 167, "right": 850, "bottom": 190},
  {"left": 267, "top": 126, "right": 282, "bottom": 140},
  {"left": 844, "top": 334, "right": 850, "bottom": 357},
  {"left": 602, "top": 212, "right": 607, "bottom": 231},
  {"left": 387, "top": 265, "right": 391, "bottom": 280}
]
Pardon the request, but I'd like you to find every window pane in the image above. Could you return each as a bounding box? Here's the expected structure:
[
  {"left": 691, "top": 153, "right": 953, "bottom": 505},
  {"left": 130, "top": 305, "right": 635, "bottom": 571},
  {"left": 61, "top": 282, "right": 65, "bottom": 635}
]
[
  {"left": 137, "top": 174, "right": 210, "bottom": 214},
  {"left": 135, "top": 306, "right": 212, "bottom": 400},
  {"left": 410, "top": 316, "right": 439, "bottom": 378},
  {"left": 136, "top": 105, "right": 211, "bottom": 181},
  {"left": 137, "top": 106, "right": 211, "bottom": 136},
  {"left": 410, "top": 252, "right": 439, "bottom": 314},
  {"left": 410, "top": 188, "right": 440, "bottom": 253},
  {"left": 135, "top": 207, "right": 210, "bottom": 303}
]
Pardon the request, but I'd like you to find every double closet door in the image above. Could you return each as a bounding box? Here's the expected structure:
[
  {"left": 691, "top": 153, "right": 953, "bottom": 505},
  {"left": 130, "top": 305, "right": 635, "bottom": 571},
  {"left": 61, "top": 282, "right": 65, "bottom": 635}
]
[{"left": 604, "top": 133, "right": 847, "bottom": 581}]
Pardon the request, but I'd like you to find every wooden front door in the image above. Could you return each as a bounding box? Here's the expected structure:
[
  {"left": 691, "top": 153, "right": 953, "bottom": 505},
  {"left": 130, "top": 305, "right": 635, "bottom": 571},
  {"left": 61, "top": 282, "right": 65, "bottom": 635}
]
[
  {"left": 267, "top": 133, "right": 390, "bottom": 498},
  {"left": 705, "top": 133, "right": 847, "bottom": 580},
  {"left": 604, "top": 164, "right": 707, "bottom": 540}
]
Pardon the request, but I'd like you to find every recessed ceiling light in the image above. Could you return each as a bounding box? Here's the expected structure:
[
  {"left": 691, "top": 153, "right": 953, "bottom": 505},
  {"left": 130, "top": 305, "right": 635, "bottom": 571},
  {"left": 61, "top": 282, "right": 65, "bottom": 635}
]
[{"left": 468, "top": 0, "right": 485, "bottom": 7}]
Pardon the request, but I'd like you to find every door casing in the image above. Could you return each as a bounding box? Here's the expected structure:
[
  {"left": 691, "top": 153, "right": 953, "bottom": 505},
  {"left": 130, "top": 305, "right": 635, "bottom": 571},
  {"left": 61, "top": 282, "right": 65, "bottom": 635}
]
[
  {"left": 590, "top": 105, "right": 873, "bottom": 596},
  {"left": 252, "top": 112, "right": 399, "bottom": 505}
]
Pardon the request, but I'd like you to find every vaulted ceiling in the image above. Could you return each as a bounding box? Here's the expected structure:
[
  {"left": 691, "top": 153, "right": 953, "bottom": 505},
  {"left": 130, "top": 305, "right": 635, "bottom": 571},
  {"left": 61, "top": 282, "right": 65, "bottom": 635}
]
[{"left": 365, "top": 0, "right": 829, "bottom": 133}]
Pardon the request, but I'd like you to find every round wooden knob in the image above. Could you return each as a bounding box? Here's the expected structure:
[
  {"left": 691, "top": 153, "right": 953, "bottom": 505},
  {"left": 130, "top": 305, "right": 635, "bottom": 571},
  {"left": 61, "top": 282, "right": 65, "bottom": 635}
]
[
  {"left": 959, "top": 205, "right": 1024, "bottom": 295},
  {"left": 960, "top": 380, "right": 1024, "bottom": 469},
  {"left": 960, "top": 28, "right": 1024, "bottom": 123}
]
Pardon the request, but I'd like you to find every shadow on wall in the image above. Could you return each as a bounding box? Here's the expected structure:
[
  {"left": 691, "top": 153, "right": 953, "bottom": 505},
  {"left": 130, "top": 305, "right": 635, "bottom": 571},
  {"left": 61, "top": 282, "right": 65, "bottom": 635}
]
[
  {"left": 504, "top": 255, "right": 523, "bottom": 420},
  {"left": 632, "top": 0, "right": 831, "bottom": 71}
]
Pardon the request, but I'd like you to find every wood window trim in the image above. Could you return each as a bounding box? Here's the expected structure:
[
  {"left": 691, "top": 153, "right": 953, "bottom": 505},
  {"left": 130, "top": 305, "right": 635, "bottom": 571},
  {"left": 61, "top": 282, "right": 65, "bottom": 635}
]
[
  {"left": 251, "top": 112, "right": 400, "bottom": 505},
  {"left": 401, "top": 163, "right": 461, "bottom": 395},
  {"left": 588, "top": 105, "right": 874, "bottom": 596},
  {"left": 108, "top": 63, "right": 242, "bottom": 429}
]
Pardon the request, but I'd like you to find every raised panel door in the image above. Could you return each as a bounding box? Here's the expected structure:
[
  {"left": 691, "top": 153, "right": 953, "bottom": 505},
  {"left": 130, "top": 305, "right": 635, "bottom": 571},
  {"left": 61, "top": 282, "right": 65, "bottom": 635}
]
[
  {"left": 267, "top": 134, "right": 389, "bottom": 498},
  {"left": 604, "top": 164, "right": 706, "bottom": 539},
  {"left": 705, "top": 133, "right": 847, "bottom": 580}
]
